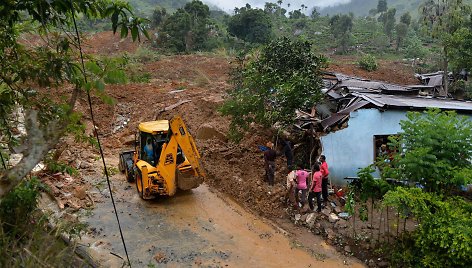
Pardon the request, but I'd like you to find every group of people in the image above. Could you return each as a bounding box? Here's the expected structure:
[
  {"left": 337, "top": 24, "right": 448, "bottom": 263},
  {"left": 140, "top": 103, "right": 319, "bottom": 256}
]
[
  {"left": 262, "top": 139, "right": 331, "bottom": 212},
  {"left": 287, "top": 155, "right": 330, "bottom": 212}
]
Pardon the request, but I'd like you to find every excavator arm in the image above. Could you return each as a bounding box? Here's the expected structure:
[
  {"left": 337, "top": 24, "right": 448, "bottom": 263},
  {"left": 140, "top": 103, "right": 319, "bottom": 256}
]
[{"left": 169, "top": 116, "right": 206, "bottom": 179}]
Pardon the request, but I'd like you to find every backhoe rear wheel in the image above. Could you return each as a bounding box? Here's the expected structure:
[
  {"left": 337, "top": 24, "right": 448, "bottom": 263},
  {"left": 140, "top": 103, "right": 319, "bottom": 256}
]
[{"left": 135, "top": 171, "right": 144, "bottom": 199}]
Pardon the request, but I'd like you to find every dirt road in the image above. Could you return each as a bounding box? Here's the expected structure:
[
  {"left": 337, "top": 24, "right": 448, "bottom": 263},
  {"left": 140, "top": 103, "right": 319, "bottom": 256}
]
[{"left": 79, "top": 169, "right": 363, "bottom": 267}]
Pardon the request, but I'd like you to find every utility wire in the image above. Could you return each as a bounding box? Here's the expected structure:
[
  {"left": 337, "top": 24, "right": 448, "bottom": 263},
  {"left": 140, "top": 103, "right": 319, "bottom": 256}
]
[{"left": 69, "top": 2, "right": 131, "bottom": 267}]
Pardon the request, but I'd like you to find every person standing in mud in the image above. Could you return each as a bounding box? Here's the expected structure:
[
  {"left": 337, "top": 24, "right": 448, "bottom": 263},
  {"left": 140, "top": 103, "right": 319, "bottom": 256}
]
[
  {"left": 320, "top": 155, "right": 330, "bottom": 206},
  {"left": 264, "top": 142, "right": 277, "bottom": 186},
  {"left": 308, "top": 163, "right": 322, "bottom": 212},
  {"left": 295, "top": 165, "right": 309, "bottom": 208},
  {"left": 282, "top": 139, "right": 294, "bottom": 170},
  {"left": 286, "top": 168, "right": 297, "bottom": 209}
]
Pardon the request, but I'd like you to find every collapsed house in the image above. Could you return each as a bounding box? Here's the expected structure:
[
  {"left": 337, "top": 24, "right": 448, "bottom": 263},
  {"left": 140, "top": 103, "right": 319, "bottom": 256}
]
[{"left": 302, "top": 72, "right": 472, "bottom": 185}]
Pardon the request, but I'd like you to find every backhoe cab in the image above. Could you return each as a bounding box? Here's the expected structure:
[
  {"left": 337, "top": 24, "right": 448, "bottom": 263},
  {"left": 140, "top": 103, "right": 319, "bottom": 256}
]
[{"left": 118, "top": 116, "right": 205, "bottom": 199}]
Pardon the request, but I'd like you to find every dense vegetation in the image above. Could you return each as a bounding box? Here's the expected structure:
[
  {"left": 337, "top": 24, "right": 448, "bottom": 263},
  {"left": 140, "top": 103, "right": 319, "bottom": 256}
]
[{"left": 2, "top": 0, "right": 472, "bottom": 266}]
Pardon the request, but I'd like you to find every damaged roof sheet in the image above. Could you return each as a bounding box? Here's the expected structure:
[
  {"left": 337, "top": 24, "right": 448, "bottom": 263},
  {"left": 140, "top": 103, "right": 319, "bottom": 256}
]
[{"left": 353, "top": 93, "right": 472, "bottom": 112}]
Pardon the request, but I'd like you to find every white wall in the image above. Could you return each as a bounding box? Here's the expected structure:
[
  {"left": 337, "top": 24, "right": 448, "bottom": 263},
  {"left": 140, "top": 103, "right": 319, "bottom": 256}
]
[{"left": 320, "top": 109, "right": 407, "bottom": 185}]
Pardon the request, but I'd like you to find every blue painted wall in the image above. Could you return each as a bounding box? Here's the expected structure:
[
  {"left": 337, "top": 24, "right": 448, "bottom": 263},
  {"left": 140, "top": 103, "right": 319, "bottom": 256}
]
[{"left": 320, "top": 109, "right": 407, "bottom": 185}]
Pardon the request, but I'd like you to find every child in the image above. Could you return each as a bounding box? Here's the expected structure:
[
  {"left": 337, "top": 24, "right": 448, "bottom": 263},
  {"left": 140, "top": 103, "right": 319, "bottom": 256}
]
[{"left": 309, "top": 163, "right": 323, "bottom": 212}]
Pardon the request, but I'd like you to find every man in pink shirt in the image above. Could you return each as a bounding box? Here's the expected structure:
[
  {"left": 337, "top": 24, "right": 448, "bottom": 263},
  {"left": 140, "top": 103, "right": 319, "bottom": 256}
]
[
  {"left": 309, "top": 163, "right": 322, "bottom": 212},
  {"left": 295, "top": 166, "right": 309, "bottom": 208},
  {"left": 320, "top": 155, "right": 330, "bottom": 206}
]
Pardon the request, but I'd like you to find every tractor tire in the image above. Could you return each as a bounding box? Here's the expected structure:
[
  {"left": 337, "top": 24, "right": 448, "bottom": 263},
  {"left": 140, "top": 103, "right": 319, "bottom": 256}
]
[
  {"left": 125, "top": 166, "right": 135, "bottom": 183},
  {"left": 135, "top": 170, "right": 144, "bottom": 199},
  {"left": 118, "top": 154, "right": 125, "bottom": 173}
]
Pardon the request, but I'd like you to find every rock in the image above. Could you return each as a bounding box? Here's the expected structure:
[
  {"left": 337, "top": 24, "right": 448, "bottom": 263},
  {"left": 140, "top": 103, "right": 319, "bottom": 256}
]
[
  {"left": 74, "top": 186, "right": 87, "bottom": 200},
  {"left": 329, "top": 213, "right": 340, "bottom": 223},
  {"left": 344, "top": 245, "right": 351, "bottom": 253},
  {"left": 300, "top": 214, "right": 308, "bottom": 222},
  {"left": 334, "top": 219, "right": 349, "bottom": 229},
  {"left": 305, "top": 213, "right": 316, "bottom": 227},
  {"left": 378, "top": 261, "right": 388, "bottom": 268},
  {"left": 321, "top": 208, "right": 331, "bottom": 217},
  {"left": 334, "top": 207, "right": 342, "bottom": 214},
  {"left": 80, "top": 161, "right": 92, "bottom": 169},
  {"left": 325, "top": 228, "right": 335, "bottom": 240},
  {"left": 294, "top": 214, "right": 301, "bottom": 223},
  {"left": 368, "top": 259, "right": 376, "bottom": 267}
]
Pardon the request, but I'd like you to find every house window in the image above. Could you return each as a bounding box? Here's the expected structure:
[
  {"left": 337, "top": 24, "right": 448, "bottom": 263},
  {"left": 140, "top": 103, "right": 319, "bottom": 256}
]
[{"left": 373, "top": 134, "right": 397, "bottom": 161}]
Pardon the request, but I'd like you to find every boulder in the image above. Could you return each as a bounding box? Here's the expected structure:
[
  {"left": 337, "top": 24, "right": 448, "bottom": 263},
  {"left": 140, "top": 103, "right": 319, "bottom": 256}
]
[
  {"left": 329, "top": 213, "right": 340, "bottom": 223},
  {"left": 334, "top": 218, "right": 349, "bottom": 229}
]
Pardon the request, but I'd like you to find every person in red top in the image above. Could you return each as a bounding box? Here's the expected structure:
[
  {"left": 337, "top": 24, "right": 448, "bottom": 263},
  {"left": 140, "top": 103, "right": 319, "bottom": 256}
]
[
  {"left": 309, "top": 163, "right": 323, "bottom": 212},
  {"left": 320, "top": 155, "right": 330, "bottom": 206}
]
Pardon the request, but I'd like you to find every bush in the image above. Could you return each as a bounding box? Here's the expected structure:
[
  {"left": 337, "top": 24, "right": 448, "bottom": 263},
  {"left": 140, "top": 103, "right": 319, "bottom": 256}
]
[
  {"left": 358, "top": 54, "right": 378, "bottom": 71},
  {"left": 0, "top": 178, "right": 88, "bottom": 267},
  {"left": 383, "top": 188, "right": 472, "bottom": 267}
]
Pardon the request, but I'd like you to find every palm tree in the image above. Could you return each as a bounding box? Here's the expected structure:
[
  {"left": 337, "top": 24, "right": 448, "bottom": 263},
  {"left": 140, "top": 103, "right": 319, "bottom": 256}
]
[{"left": 277, "top": 0, "right": 283, "bottom": 7}]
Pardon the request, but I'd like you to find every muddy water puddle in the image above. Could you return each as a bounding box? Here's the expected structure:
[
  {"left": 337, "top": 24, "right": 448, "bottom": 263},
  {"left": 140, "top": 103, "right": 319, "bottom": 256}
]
[{"left": 81, "top": 179, "right": 363, "bottom": 267}]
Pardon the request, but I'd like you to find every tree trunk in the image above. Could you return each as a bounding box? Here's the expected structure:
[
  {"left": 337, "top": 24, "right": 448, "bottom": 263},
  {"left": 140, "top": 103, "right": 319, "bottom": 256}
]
[{"left": 0, "top": 110, "right": 65, "bottom": 198}]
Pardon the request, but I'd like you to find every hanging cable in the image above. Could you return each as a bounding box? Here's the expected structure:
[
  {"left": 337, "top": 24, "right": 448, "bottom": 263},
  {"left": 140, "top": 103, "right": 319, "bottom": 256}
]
[{"left": 69, "top": 2, "right": 131, "bottom": 266}]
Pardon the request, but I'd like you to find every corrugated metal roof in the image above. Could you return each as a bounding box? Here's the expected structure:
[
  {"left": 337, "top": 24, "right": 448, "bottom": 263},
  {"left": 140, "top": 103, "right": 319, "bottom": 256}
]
[
  {"left": 321, "top": 99, "right": 370, "bottom": 129},
  {"left": 353, "top": 93, "right": 472, "bottom": 112}
]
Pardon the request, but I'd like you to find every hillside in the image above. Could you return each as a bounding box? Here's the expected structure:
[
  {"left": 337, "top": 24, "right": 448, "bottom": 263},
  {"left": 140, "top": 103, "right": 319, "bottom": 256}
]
[
  {"left": 127, "top": 0, "right": 189, "bottom": 16},
  {"left": 321, "top": 0, "right": 425, "bottom": 18}
]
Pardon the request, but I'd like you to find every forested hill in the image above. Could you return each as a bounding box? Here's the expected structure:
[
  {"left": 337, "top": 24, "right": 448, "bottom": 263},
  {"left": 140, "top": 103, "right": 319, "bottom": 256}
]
[
  {"left": 320, "top": 0, "right": 425, "bottom": 18},
  {"left": 127, "top": 0, "right": 190, "bottom": 15}
]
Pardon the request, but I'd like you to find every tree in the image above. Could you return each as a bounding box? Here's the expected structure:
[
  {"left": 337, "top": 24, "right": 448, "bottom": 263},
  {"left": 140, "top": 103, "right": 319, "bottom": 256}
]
[
  {"left": 379, "top": 8, "right": 396, "bottom": 43},
  {"left": 395, "top": 22, "right": 408, "bottom": 51},
  {"left": 377, "top": 0, "right": 388, "bottom": 13},
  {"left": 400, "top": 12, "right": 411, "bottom": 26},
  {"left": 311, "top": 7, "right": 320, "bottom": 20},
  {"left": 228, "top": 6, "right": 272, "bottom": 44},
  {"left": 0, "top": 0, "right": 146, "bottom": 197},
  {"left": 329, "top": 14, "right": 354, "bottom": 53},
  {"left": 420, "top": 0, "right": 471, "bottom": 95},
  {"left": 220, "top": 37, "right": 327, "bottom": 140},
  {"left": 386, "top": 109, "right": 472, "bottom": 194},
  {"left": 161, "top": 0, "right": 212, "bottom": 52},
  {"left": 289, "top": 9, "right": 306, "bottom": 19},
  {"left": 151, "top": 7, "right": 168, "bottom": 28}
]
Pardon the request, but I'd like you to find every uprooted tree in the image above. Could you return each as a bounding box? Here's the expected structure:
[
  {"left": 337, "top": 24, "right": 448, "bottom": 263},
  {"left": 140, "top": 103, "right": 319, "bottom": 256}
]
[
  {"left": 0, "top": 0, "right": 147, "bottom": 198},
  {"left": 220, "top": 37, "right": 327, "bottom": 141}
]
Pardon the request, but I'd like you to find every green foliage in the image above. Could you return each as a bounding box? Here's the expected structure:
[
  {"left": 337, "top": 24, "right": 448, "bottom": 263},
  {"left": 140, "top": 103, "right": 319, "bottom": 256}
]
[
  {"left": 0, "top": 178, "right": 45, "bottom": 232},
  {"left": 151, "top": 7, "right": 168, "bottom": 28},
  {"left": 383, "top": 187, "right": 472, "bottom": 267},
  {"left": 228, "top": 5, "right": 273, "bottom": 44},
  {"left": 358, "top": 54, "right": 378, "bottom": 71},
  {"left": 0, "top": 178, "right": 87, "bottom": 266},
  {"left": 400, "top": 12, "right": 412, "bottom": 26},
  {"left": 377, "top": 0, "right": 388, "bottom": 13},
  {"left": 386, "top": 109, "right": 472, "bottom": 194},
  {"left": 45, "top": 157, "right": 78, "bottom": 176},
  {"left": 220, "top": 37, "right": 326, "bottom": 141},
  {"left": 405, "top": 33, "right": 430, "bottom": 59},
  {"left": 395, "top": 22, "right": 408, "bottom": 50},
  {"left": 329, "top": 14, "right": 354, "bottom": 53},
  {"left": 160, "top": 0, "right": 214, "bottom": 52},
  {"left": 379, "top": 8, "right": 397, "bottom": 41}
]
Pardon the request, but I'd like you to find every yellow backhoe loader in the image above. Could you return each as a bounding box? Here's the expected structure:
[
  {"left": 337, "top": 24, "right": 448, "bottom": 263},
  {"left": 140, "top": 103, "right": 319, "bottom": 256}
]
[{"left": 118, "top": 116, "right": 205, "bottom": 199}]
